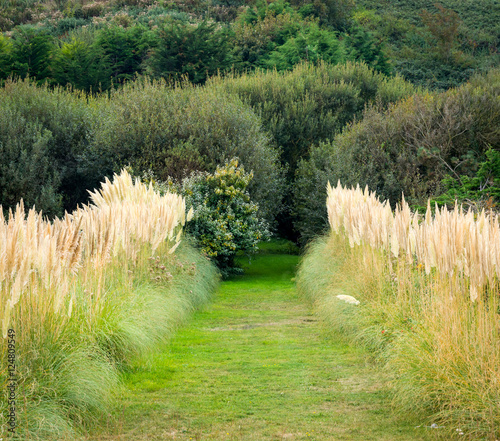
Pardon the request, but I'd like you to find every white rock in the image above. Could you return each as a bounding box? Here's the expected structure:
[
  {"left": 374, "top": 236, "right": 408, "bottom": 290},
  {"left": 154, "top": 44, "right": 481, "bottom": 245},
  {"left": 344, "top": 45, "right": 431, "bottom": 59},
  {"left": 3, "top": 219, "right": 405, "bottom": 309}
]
[{"left": 336, "top": 295, "right": 360, "bottom": 305}]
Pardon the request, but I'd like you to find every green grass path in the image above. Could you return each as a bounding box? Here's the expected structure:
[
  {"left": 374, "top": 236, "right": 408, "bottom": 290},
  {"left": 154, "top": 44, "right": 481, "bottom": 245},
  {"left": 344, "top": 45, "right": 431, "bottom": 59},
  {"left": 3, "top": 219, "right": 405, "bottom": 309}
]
[{"left": 95, "top": 247, "right": 432, "bottom": 441}]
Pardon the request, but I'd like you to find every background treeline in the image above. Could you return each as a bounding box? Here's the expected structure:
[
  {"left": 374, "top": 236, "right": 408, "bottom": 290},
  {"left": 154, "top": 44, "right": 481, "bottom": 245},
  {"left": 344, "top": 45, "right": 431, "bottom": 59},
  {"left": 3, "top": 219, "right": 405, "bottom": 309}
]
[
  {"left": 1, "top": 64, "right": 499, "bottom": 244},
  {"left": 0, "top": 0, "right": 392, "bottom": 91},
  {"left": 0, "top": 0, "right": 498, "bottom": 91},
  {"left": 0, "top": 62, "right": 419, "bottom": 240}
]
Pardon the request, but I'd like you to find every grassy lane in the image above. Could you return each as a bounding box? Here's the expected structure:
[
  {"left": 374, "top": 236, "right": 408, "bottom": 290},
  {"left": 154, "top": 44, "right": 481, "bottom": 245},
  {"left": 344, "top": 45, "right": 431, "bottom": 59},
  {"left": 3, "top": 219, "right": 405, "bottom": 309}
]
[{"left": 92, "top": 243, "right": 433, "bottom": 441}]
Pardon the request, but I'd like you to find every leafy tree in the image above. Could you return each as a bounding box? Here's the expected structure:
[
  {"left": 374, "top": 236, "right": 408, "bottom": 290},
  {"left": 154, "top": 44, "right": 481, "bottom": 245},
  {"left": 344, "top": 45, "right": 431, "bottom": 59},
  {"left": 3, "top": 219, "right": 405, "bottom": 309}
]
[
  {"left": 0, "top": 108, "right": 63, "bottom": 217},
  {"left": 92, "top": 25, "right": 156, "bottom": 88},
  {"left": 10, "top": 28, "right": 54, "bottom": 82},
  {"left": 345, "top": 26, "right": 391, "bottom": 75},
  {"left": 264, "top": 22, "right": 345, "bottom": 70},
  {"left": 231, "top": 6, "right": 303, "bottom": 70},
  {"left": 182, "top": 159, "right": 269, "bottom": 274},
  {"left": 90, "top": 78, "right": 284, "bottom": 225},
  {"left": 146, "top": 21, "right": 232, "bottom": 84},
  {"left": 0, "top": 34, "right": 13, "bottom": 82},
  {"left": 51, "top": 38, "right": 104, "bottom": 92}
]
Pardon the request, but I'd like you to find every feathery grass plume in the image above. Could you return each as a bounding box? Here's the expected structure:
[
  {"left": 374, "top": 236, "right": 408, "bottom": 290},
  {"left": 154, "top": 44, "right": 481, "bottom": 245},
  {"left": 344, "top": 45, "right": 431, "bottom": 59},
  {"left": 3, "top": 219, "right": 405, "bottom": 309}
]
[
  {"left": 299, "top": 181, "right": 500, "bottom": 438},
  {"left": 0, "top": 169, "right": 217, "bottom": 440},
  {"left": 326, "top": 180, "right": 500, "bottom": 302}
]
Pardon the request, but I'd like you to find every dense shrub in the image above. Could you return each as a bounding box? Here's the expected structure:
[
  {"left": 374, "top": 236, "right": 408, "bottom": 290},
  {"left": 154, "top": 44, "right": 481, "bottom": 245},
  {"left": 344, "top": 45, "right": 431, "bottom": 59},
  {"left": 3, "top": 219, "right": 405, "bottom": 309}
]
[
  {"left": 0, "top": 108, "right": 62, "bottom": 217},
  {"left": 0, "top": 34, "right": 13, "bottom": 81},
  {"left": 264, "top": 22, "right": 345, "bottom": 71},
  {"left": 211, "top": 61, "right": 416, "bottom": 238},
  {"left": 211, "top": 61, "right": 416, "bottom": 175},
  {"left": 9, "top": 27, "right": 54, "bottom": 83},
  {"left": 51, "top": 38, "right": 105, "bottom": 92},
  {"left": 294, "top": 68, "right": 500, "bottom": 241},
  {"left": 344, "top": 26, "right": 391, "bottom": 75},
  {"left": 0, "top": 79, "right": 98, "bottom": 216},
  {"left": 181, "top": 159, "right": 269, "bottom": 274},
  {"left": 91, "top": 24, "right": 157, "bottom": 88},
  {"left": 231, "top": 2, "right": 388, "bottom": 73},
  {"left": 91, "top": 78, "right": 284, "bottom": 225},
  {"left": 145, "top": 21, "right": 232, "bottom": 84},
  {"left": 231, "top": 3, "right": 304, "bottom": 70}
]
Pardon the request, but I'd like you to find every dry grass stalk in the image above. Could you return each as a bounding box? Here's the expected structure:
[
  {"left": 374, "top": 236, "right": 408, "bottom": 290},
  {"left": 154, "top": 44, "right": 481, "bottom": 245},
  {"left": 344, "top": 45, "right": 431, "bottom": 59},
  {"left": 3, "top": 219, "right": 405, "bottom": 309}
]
[
  {"left": 0, "top": 169, "right": 189, "bottom": 339},
  {"left": 327, "top": 181, "right": 500, "bottom": 302}
]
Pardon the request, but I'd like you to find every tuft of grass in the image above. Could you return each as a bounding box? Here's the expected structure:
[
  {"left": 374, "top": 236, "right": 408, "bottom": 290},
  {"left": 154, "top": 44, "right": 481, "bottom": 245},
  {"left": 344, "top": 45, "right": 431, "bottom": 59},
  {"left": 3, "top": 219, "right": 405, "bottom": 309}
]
[
  {"left": 297, "top": 182, "right": 500, "bottom": 439},
  {"left": 0, "top": 170, "right": 218, "bottom": 440}
]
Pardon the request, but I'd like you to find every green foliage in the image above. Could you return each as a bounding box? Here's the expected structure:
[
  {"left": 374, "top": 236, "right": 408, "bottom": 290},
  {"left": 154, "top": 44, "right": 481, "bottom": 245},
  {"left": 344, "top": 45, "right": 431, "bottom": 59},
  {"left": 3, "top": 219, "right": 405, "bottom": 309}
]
[
  {"left": 431, "top": 148, "right": 500, "bottom": 210},
  {"left": 92, "top": 24, "right": 157, "bottom": 88},
  {"left": 0, "top": 0, "right": 497, "bottom": 93},
  {"left": 182, "top": 159, "right": 269, "bottom": 273},
  {"left": 145, "top": 20, "right": 231, "bottom": 84},
  {"left": 231, "top": 4, "right": 305, "bottom": 70},
  {"left": 293, "top": 68, "right": 500, "bottom": 240},
  {"left": 345, "top": 26, "right": 392, "bottom": 75},
  {"left": 0, "top": 108, "right": 62, "bottom": 217},
  {"left": 0, "top": 79, "right": 97, "bottom": 216},
  {"left": 212, "top": 61, "right": 416, "bottom": 239},
  {"left": 293, "top": 141, "right": 336, "bottom": 243},
  {"left": 264, "top": 22, "right": 345, "bottom": 70},
  {"left": 9, "top": 27, "right": 54, "bottom": 83},
  {"left": 51, "top": 38, "right": 104, "bottom": 91},
  {"left": 91, "top": 78, "right": 284, "bottom": 225},
  {"left": 213, "top": 62, "right": 416, "bottom": 176},
  {"left": 0, "top": 34, "right": 13, "bottom": 81}
]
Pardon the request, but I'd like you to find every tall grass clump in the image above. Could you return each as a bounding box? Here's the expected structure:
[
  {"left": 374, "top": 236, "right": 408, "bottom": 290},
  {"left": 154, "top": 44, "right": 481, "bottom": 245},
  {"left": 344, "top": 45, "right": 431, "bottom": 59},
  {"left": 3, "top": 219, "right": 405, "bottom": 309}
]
[
  {"left": 0, "top": 169, "right": 218, "bottom": 440},
  {"left": 298, "top": 181, "right": 500, "bottom": 439}
]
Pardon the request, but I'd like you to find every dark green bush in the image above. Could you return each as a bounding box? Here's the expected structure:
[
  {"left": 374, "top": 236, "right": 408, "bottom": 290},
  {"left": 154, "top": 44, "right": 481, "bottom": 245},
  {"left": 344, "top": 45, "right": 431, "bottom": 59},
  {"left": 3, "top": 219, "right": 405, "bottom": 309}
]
[
  {"left": 92, "top": 24, "right": 157, "bottom": 88},
  {"left": 0, "top": 108, "right": 62, "bottom": 217},
  {"left": 0, "top": 35, "right": 12, "bottom": 82},
  {"left": 0, "top": 79, "right": 99, "bottom": 215},
  {"left": 9, "top": 27, "right": 54, "bottom": 83},
  {"left": 91, "top": 78, "right": 284, "bottom": 225},
  {"left": 211, "top": 61, "right": 416, "bottom": 238},
  {"left": 344, "top": 26, "right": 391, "bottom": 75},
  {"left": 145, "top": 20, "right": 231, "bottom": 84},
  {"left": 51, "top": 38, "right": 105, "bottom": 92},
  {"left": 211, "top": 61, "right": 416, "bottom": 175},
  {"left": 231, "top": 4, "right": 305, "bottom": 71},
  {"left": 264, "top": 22, "right": 345, "bottom": 70},
  {"left": 294, "top": 68, "right": 500, "bottom": 241}
]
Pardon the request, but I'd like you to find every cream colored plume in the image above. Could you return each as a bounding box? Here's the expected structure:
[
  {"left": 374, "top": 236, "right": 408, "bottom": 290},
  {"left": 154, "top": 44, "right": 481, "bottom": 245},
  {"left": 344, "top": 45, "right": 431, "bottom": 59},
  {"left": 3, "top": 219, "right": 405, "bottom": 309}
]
[{"left": 326, "top": 181, "right": 500, "bottom": 302}]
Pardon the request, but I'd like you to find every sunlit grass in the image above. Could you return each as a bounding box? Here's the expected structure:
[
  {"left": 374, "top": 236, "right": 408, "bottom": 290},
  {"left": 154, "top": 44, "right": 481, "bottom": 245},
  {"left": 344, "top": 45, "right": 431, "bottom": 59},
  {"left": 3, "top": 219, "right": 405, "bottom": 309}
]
[{"left": 89, "top": 242, "right": 433, "bottom": 440}]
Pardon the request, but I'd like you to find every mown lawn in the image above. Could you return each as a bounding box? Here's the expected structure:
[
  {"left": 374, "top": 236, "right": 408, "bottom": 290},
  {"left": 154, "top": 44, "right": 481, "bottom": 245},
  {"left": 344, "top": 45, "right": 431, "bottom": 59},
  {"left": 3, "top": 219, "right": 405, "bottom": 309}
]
[{"left": 88, "top": 242, "right": 435, "bottom": 441}]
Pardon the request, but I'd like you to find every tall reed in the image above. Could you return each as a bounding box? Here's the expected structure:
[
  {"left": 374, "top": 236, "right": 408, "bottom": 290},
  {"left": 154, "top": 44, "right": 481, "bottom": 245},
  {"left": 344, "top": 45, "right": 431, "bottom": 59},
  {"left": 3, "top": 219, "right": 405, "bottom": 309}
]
[
  {"left": 298, "top": 182, "right": 500, "bottom": 439},
  {"left": 0, "top": 169, "right": 213, "bottom": 440}
]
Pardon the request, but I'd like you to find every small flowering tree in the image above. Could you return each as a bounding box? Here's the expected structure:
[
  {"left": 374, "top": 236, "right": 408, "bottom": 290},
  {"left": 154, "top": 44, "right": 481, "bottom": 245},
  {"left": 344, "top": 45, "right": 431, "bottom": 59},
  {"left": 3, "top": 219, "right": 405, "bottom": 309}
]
[{"left": 182, "top": 158, "right": 269, "bottom": 274}]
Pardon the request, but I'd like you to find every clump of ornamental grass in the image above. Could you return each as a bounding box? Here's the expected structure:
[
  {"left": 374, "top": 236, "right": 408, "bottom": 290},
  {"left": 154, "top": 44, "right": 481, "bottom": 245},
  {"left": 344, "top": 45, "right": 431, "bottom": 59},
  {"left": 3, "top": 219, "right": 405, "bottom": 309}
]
[
  {"left": 298, "top": 181, "right": 500, "bottom": 439},
  {"left": 0, "top": 169, "right": 217, "bottom": 440}
]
